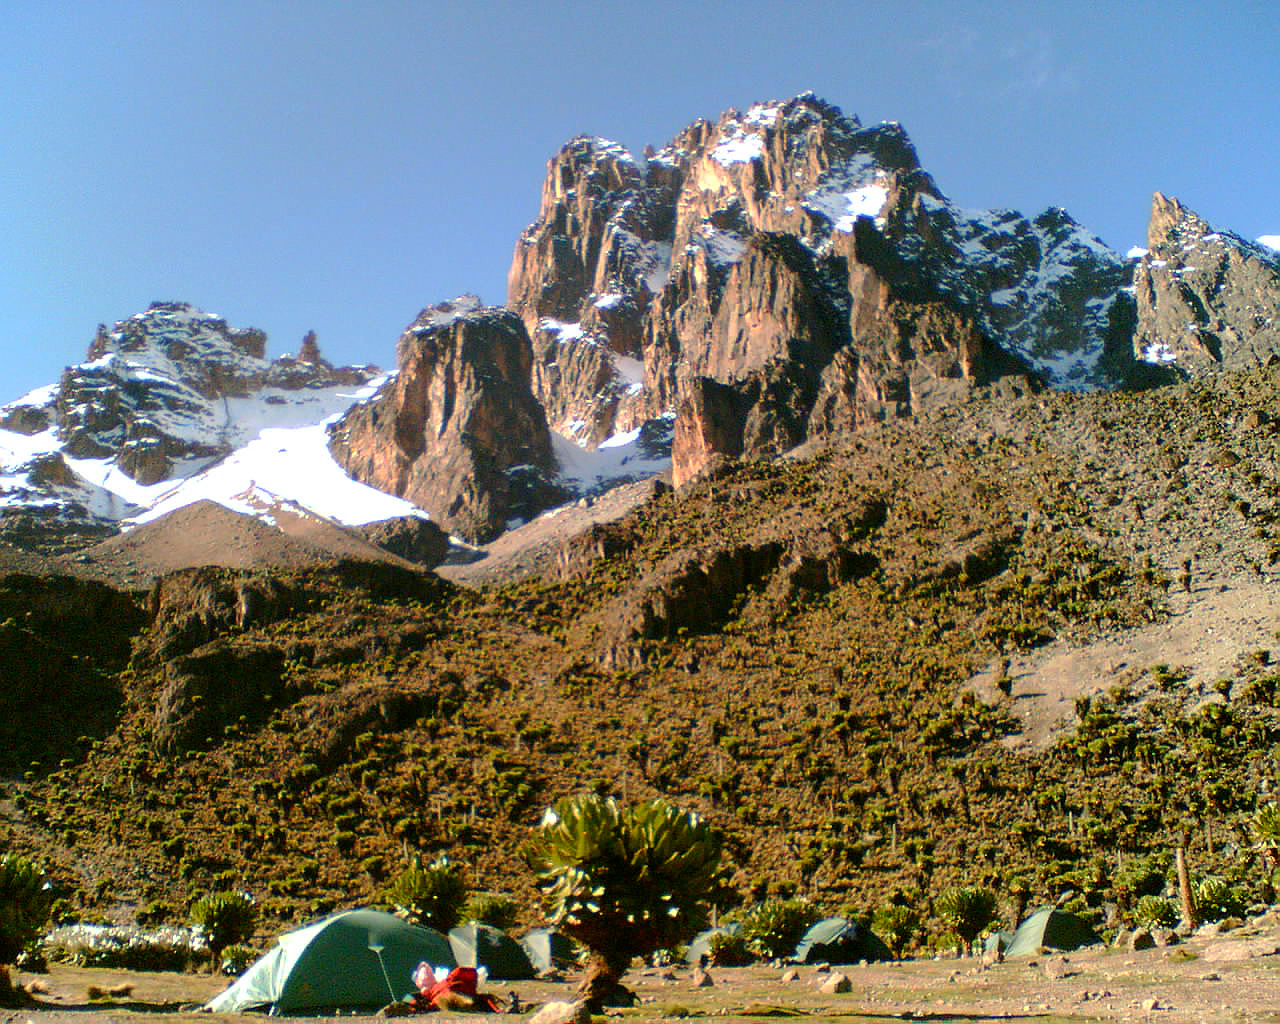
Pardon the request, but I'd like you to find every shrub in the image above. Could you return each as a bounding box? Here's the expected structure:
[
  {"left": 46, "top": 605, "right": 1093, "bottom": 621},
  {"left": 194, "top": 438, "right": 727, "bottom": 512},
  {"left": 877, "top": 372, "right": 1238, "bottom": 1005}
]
[
  {"left": 219, "top": 943, "right": 257, "bottom": 975},
  {"left": 1193, "top": 876, "right": 1247, "bottom": 923},
  {"left": 386, "top": 855, "right": 467, "bottom": 932},
  {"left": 934, "top": 887, "right": 997, "bottom": 956},
  {"left": 463, "top": 892, "right": 519, "bottom": 931},
  {"left": 872, "top": 904, "right": 919, "bottom": 959},
  {"left": 737, "top": 898, "right": 821, "bottom": 960},
  {"left": 1133, "top": 894, "right": 1177, "bottom": 929},
  {"left": 706, "top": 930, "right": 752, "bottom": 966},
  {"left": 190, "top": 892, "right": 256, "bottom": 962},
  {"left": 1114, "top": 855, "right": 1168, "bottom": 905},
  {"left": 524, "top": 794, "right": 724, "bottom": 1005},
  {"left": 0, "top": 853, "right": 54, "bottom": 967}
]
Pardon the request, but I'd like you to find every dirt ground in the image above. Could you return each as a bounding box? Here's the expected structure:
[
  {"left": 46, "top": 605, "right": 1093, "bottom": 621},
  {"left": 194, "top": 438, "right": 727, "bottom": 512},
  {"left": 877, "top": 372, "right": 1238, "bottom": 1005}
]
[
  {"left": 966, "top": 567, "right": 1280, "bottom": 751},
  {"left": 9, "top": 916, "right": 1280, "bottom": 1024}
]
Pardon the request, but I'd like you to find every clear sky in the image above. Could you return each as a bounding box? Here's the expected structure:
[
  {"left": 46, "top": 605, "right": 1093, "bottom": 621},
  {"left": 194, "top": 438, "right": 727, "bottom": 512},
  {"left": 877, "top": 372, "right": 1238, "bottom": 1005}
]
[{"left": 3, "top": 0, "right": 1277, "bottom": 401}]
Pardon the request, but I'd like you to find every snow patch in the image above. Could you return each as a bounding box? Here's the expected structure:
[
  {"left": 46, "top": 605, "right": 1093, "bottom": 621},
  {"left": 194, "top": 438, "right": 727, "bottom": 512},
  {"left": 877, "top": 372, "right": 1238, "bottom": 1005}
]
[
  {"left": 421, "top": 295, "right": 482, "bottom": 327},
  {"left": 539, "top": 319, "right": 587, "bottom": 344},
  {"left": 1127, "top": 246, "right": 1150, "bottom": 259},
  {"left": 712, "top": 130, "right": 765, "bottom": 166},
  {"left": 699, "top": 225, "right": 748, "bottom": 264},
  {"left": 552, "top": 417, "right": 671, "bottom": 495},
  {"left": 128, "top": 420, "right": 422, "bottom": 528},
  {"left": 1259, "top": 235, "right": 1280, "bottom": 252},
  {"left": 805, "top": 183, "right": 889, "bottom": 232}
]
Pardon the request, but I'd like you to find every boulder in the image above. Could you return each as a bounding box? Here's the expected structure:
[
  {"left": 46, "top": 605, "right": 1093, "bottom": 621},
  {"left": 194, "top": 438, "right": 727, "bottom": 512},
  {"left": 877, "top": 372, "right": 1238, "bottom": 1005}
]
[
  {"left": 356, "top": 516, "right": 449, "bottom": 568},
  {"left": 818, "top": 972, "right": 851, "bottom": 994},
  {"left": 528, "top": 999, "right": 591, "bottom": 1024}
]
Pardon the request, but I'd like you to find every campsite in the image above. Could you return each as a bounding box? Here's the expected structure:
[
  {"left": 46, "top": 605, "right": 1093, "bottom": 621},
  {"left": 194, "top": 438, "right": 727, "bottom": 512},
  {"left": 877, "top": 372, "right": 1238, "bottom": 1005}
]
[{"left": 9, "top": 911, "right": 1280, "bottom": 1024}]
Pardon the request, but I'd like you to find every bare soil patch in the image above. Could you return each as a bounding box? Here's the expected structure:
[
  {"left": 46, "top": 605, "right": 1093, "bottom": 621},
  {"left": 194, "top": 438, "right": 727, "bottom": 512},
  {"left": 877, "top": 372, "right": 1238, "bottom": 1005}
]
[
  {"left": 70, "top": 500, "right": 420, "bottom": 586},
  {"left": 970, "top": 572, "right": 1280, "bottom": 749}
]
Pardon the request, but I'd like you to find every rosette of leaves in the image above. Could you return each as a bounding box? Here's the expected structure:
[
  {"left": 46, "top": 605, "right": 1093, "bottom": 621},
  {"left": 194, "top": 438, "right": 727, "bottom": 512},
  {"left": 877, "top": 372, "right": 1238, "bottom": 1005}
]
[
  {"left": 385, "top": 855, "right": 467, "bottom": 932},
  {"left": 523, "top": 794, "right": 725, "bottom": 1005},
  {"left": 463, "top": 892, "right": 520, "bottom": 931},
  {"left": 0, "top": 852, "right": 53, "bottom": 1000},
  {"left": 1133, "top": 894, "right": 1177, "bottom": 929},
  {"left": 1253, "top": 803, "right": 1280, "bottom": 868},
  {"left": 190, "top": 892, "right": 256, "bottom": 966},
  {"left": 934, "top": 886, "right": 996, "bottom": 956},
  {"left": 1193, "top": 876, "right": 1247, "bottom": 924},
  {"left": 737, "top": 898, "right": 820, "bottom": 960}
]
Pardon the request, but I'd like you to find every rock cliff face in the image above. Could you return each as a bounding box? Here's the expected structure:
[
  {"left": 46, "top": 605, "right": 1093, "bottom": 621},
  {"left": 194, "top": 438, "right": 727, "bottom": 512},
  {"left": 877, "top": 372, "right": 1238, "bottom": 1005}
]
[
  {"left": 508, "top": 93, "right": 1133, "bottom": 485},
  {"left": 1132, "top": 193, "right": 1280, "bottom": 372},
  {"left": 327, "top": 298, "right": 564, "bottom": 542}
]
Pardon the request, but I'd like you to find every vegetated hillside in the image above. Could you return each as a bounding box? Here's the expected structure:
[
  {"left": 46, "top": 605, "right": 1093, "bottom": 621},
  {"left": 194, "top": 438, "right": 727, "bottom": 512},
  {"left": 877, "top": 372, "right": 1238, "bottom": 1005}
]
[{"left": 4, "top": 366, "right": 1280, "bottom": 951}]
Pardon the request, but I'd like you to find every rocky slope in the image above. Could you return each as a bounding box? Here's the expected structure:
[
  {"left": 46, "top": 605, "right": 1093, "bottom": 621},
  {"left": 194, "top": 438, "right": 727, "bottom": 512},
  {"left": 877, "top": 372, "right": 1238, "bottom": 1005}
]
[{"left": 5, "top": 364, "right": 1280, "bottom": 951}]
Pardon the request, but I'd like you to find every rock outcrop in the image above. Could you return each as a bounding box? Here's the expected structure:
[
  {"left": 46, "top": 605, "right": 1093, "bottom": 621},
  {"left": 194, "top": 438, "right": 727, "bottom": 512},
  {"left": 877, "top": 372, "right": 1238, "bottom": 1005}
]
[
  {"left": 509, "top": 93, "right": 1131, "bottom": 486},
  {"left": 1132, "top": 193, "right": 1280, "bottom": 372},
  {"left": 0, "top": 302, "right": 381, "bottom": 548},
  {"left": 327, "top": 298, "right": 565, "bottom": 542}
]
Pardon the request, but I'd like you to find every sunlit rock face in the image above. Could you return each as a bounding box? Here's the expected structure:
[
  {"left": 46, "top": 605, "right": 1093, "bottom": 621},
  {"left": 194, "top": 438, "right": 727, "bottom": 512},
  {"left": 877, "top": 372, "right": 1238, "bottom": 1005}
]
[
  {"left": 327, "top": 298, "right": 565, "bottom": 543},
  {"left": 1131, "top": 193, "right": 1280, "bottom": 373},
  {"left": 509, "top": 93, "right": 1135, "bottom": 485}
]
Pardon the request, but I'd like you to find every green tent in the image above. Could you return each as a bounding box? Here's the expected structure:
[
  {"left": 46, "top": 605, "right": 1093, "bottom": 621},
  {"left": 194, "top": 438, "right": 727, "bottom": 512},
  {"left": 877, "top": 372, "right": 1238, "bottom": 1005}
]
[
  {"left": 519, "top": 928, "right": 576, "bottom": 974},
  {"left": 448, "top": 922, "right": 536, "bottom": 980},
  {"left": 794, "top": 917, "right": 893, "bottom": 964},
  {"left": 683, "top": 923, "right": 743, "bottom": 964},
  {"left": 206, "top": 908, "right": 455, "bottom": 1014},
  {"left": 1002, "top": 908, "right": 1101, "bottom": 958}
]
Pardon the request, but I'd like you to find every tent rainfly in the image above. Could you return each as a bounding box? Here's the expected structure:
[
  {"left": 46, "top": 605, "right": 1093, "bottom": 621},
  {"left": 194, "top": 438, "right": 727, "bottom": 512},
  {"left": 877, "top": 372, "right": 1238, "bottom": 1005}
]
[
  {"left": 519, "top": 928, "right": 576, "bottom": 974},
  {"left": 1001, "top": 907, "right": 1101, "bottom": 958},
  {"left": 793, "top": 917, "right": 893, "bottom": 964},
  {"left": 448, "top": 922, "right": 537, "bottom": 980},
  {"left": 683, "top": 923, "right": 743, "bottom": 965},
  {"left": 205, "top": 908, "right": 455, "bottom": 1014}
]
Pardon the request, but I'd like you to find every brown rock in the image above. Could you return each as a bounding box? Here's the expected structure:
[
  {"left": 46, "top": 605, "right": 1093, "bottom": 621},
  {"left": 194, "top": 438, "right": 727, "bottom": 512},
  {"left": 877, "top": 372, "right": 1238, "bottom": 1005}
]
[
  {"left": 818, "top": 972, "right": 851, "bottom": 994},
  {"left": 356, "top": 516, "right": 449, "bottom": 568},
  {"left": 528, "top": 999, "right": 591, "bottom": 1024},
  {"left": 1133, "top": 193, "right": 1280, "bottom": 372},
  {"left": 1128, "top": 929, "right": 1155, "bottom": 952},
  {"left": 328, "top": 300, "right": 565, "bottom": 542}
]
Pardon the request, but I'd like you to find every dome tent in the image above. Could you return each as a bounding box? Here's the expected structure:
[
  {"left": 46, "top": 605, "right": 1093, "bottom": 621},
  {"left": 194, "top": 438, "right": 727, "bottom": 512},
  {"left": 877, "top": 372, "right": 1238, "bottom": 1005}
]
[
  {"left": 683, "top": 923, "right": 744, "bottom": 964},
  {"left": 519, "top": 928, "right": 577, "bottom": 974},
  {"left": 206, "top": 908, "right": 455, "bottom": 1014},
  {"left": 448, "top": 922, "right": 537, "bottom": 980},
  {"left": 793, "top": 917, "right": 893, "bottom": 964},
  {"left": 1002, "top": 907, "right": 1101, "bottom": 958}
]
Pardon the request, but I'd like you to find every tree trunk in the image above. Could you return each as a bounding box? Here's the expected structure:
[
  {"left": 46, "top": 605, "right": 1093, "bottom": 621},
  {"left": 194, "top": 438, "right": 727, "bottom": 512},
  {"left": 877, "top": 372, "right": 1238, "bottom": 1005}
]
[
  {"left": 1175, "top": 837, "right": 1198, "bottom": 930},
  {"left": 0, "top": 966, "right": 20, "bottom": 1008},
  {"left": 578, "top": 951, "right": 634, "bottom": 1012}
]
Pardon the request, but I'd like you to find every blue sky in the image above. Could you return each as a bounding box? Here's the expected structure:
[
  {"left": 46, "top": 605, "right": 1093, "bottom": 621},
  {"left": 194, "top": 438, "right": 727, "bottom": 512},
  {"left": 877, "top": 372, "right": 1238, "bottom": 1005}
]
[{"left": 3, "top": 1, "right": 1277, "bottom": 400}]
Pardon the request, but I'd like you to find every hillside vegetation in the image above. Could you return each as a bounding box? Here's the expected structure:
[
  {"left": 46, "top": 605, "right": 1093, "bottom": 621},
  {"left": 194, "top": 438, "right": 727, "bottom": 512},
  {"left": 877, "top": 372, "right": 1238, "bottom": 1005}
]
[{"left": 4, "top": 366, "right": 1280, "bottom": 951}]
